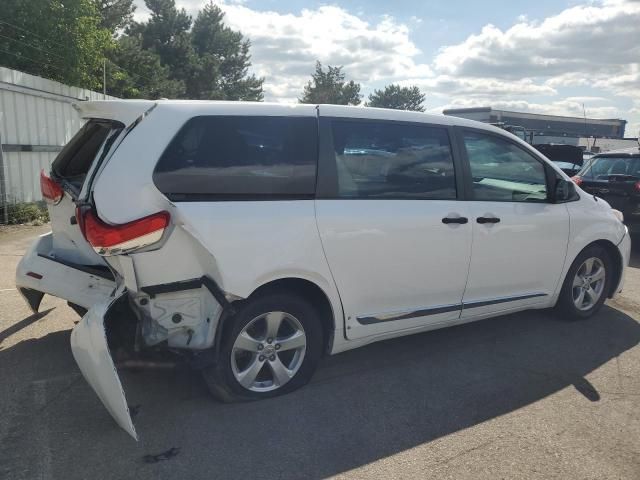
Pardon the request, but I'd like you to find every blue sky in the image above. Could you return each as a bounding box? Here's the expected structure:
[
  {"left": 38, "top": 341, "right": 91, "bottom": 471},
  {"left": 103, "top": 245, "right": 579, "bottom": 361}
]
[
  {"left": 134, "top": 0, "right": 640, "bottom": 135},
  {"left": 255, "top": 0, "right": 569, "bottom": 56}
]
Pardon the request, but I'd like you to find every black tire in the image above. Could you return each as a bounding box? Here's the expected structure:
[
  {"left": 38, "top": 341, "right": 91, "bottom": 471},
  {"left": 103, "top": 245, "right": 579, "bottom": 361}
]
[
  {"left": 555, "top": 245, "right": 612, "bottom": 320},
  {"left": 203, "top": 293, "right": 324, "bottom": 402}
]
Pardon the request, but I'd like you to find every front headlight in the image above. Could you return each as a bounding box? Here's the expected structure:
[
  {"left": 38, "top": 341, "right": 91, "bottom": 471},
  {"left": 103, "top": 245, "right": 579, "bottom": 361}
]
[{"left": 612, "top": 209, "right": 624, "bottom": 223}]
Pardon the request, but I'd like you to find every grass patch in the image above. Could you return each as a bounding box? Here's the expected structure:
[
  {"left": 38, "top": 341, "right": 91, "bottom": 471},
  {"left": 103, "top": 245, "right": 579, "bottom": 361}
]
[{"left": 1, "top": 201, "right": 50, "bottom": 225}]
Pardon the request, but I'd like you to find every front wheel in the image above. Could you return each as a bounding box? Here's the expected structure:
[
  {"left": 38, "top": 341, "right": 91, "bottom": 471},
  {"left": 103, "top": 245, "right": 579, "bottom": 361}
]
[
  {"left": 203, "top": 293, "right": 324, "bottom": 402},
  {"left": 556, "top": 245, "right": 612, "bottom": 320}
]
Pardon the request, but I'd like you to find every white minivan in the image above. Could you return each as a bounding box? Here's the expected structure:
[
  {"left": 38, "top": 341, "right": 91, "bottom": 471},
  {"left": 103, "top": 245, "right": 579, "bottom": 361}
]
[{"left": 16, "top": 100, "right": 631, "bottom": 439}]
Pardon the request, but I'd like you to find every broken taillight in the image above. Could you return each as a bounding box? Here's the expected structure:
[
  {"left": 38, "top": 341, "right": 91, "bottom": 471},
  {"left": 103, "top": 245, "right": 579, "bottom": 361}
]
[
  {"left": 40, "top": 170, "right": 63, "bottom": 204},
  {"left": 79, "top": 209, "right": 170, "bottom": 255}
]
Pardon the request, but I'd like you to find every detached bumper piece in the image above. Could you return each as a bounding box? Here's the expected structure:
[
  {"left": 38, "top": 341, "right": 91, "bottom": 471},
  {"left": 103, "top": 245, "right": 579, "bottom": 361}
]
[{"left": 70, "top": 289, "right": 138, "bottom": 440}]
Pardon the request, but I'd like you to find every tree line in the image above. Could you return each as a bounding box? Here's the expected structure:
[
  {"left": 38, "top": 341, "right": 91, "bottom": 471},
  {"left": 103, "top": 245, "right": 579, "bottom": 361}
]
[{"left": 0, "top": 0, "right": 426, "bottom": 111}]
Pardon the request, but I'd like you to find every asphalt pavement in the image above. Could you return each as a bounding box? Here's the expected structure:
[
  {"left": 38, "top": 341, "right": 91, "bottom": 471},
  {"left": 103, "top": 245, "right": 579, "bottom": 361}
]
[{"left": 1, "top": 225, "right": 639, "bottom": 479}]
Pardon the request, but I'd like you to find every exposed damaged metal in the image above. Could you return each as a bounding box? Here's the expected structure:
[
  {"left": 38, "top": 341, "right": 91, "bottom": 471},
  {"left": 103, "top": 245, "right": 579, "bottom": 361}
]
[
  {"left": 140, "top": 275, "right": 236, "bottom": 313},
  {"left": 136, "top": 279, "right": 224, "bottom": 350}
]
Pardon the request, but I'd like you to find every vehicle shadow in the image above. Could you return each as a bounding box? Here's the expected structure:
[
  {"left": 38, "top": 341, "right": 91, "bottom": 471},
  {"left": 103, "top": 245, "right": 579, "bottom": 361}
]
[
  {"left": 1, "top": 304, "right": 638, "bottom": 479},
  {"left": 0, "top": 308, "right": 55, "bottom": 344}
]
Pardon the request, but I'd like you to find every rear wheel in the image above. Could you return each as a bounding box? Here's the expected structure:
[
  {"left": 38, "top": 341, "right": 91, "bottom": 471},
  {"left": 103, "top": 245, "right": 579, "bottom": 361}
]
[
  {"left": 556, "top": 245, "right": 612, "bottom": 320},
  {"left": 203, "top": 293, "right": 323, "bottom": 402}
]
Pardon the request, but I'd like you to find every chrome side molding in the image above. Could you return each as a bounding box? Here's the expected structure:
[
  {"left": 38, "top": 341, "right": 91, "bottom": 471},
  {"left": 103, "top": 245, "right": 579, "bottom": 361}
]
[
  {"left": 356, "top": 293, "right": 548, "bottom": 325},
  {"left": 462, "top": 292, "right": 547, "bottom": 309},
  {"left": 357, "top": 303, "right": 462, "bottom": 325}
]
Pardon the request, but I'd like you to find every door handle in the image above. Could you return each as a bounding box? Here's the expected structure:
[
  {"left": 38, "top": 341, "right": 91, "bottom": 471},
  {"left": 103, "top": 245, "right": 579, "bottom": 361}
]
[
  {"left": 477, "top": 216, "right": 500, "bottom": 224},
  {"left": 442, "top": 216, "right": 469, "bottom": 224}
]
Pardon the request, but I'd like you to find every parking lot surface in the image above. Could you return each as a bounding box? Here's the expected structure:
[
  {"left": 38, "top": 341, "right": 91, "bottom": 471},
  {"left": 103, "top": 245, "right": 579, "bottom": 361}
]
[{"left": 1, "top": 225, "right": 639, "bottom": 479}]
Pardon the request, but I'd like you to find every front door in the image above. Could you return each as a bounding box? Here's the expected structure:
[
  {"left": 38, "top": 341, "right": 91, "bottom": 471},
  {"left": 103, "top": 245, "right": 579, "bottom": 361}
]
[
  {"left": 315, "top": 112, "right": 472, "bottom": 340},
  {"left": 457, "top": 129, "right": 570, "bottom": 318}
]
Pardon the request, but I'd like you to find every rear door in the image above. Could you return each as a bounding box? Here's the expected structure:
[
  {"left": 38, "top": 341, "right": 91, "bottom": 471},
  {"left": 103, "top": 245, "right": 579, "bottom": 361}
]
[
  {"left": 315, "top": 111, "right": 472, "bottom": 340},
  {"left": 43, "top": 101, "right": 156, "bottom": 267},
  {"left": 47, "top": 120, "right": 124, "bottom": 265}
]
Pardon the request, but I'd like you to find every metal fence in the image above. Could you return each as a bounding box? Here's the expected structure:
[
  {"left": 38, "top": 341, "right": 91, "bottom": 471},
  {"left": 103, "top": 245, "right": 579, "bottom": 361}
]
[{"left": 0, "top": 67, "right": 116, "bottom": 223}]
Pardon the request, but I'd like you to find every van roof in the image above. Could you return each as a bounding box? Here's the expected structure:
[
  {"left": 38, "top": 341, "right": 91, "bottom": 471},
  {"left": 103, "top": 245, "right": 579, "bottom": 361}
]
[{"left": 73, "top": 99, "right": 509, "bottom": 136}]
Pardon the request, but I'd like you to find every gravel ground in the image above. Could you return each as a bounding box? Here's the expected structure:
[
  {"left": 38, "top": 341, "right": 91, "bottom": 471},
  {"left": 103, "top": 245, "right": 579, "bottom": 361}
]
[{"left": 1, "top": 225, "right": 639, "bottom": 480}]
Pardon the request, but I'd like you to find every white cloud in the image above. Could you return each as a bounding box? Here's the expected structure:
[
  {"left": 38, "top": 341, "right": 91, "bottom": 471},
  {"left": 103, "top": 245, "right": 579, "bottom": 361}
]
[
  {"left": 433, "top": 0, "right": 640, "bottom": 79},
  {"left": 428, "top": 0, "right": 639, "bottom": 128},
  {"left": 133, "top": 2, "right": 433, "bottom": 101},
  {"left": 130, "top": 0, "right": 639, "bottom": 133},
  {"left": 219, "top": 5, "right": 433, "bottom": 101},
  {"left": 401, "top": 76, "right": 557, "bottom": 97}
]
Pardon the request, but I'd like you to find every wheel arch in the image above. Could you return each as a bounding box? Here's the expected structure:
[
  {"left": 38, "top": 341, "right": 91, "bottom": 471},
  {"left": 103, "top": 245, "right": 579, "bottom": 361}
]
[
  {"left": 591, "top": 239, "right": 624, "bottom": 298},
  {"left": 230, "top": 277, "right": 338, "bottom": 355},
  {"left": 564, "top": 239, "right": 623, "bottom": 299}
]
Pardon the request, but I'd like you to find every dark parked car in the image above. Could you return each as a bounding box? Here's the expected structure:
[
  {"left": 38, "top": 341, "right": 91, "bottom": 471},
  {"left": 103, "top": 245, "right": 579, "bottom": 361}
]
[
  {"left": 534, "top": 144, "right": 584, "bottom": 176},
  {"left": 572, "top": 146, "right": 640, "bottom": 234}
]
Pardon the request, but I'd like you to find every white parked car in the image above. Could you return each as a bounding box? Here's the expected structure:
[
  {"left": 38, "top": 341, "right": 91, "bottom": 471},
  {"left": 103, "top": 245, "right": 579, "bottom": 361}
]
[{"left": 16, "top": 100, "right": 631, "bottom": 439}]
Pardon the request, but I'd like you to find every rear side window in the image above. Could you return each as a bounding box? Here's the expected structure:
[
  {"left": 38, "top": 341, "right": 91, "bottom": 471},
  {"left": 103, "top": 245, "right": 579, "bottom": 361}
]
[
  {"left": 153, "top": 116, "right": 318, "bottom": 199},
  {"left": 579, "top": 156, "right": 640, "bottom": 180},
  {"left": 330, "top": 120, "right": 456, "bottom": 199},
  {"left": 52, "top": 119, "right": 123, "bottom": 191}
]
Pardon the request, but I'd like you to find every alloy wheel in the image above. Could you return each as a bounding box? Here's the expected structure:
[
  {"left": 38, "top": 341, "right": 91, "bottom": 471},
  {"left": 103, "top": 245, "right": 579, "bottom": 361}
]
[
  {"left": 230, "top": 311, "right": 307, "bottom": 392},
  {"left": 572, "top": 257, "right": 606, "bottom": 311}
]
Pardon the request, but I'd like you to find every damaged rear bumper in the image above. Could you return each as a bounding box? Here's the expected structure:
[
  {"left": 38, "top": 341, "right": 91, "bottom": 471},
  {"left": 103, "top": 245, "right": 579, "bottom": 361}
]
[
  {"left": 70, "top": 289, "right": 137, "bottom": 440},
  {"left": 16, "top": 232, "right": 115, "bottom": 312}
]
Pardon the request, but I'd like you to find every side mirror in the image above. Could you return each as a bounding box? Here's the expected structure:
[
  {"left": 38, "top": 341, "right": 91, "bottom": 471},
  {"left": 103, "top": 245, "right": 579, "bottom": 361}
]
[{"left": 553, "top": 178, "right": 575, "bottom": 202}]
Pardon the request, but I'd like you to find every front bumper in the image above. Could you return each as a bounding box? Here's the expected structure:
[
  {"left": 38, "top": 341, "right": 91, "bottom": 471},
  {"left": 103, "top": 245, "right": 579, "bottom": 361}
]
[
  {"left": 16, "top": 232, "right": 115, "bottom": 312},
  {"left": 614, "top": 227, "right": 632, "bottom": 296}
]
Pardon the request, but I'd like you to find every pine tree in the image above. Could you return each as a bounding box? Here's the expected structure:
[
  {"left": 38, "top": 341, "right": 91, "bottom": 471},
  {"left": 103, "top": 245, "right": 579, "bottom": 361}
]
[
  {"left": 299, "top": 62, "right": 361, "bottom": 105},
  {"left": 367, "top": 84, "right": 426, "bottom": 111}
]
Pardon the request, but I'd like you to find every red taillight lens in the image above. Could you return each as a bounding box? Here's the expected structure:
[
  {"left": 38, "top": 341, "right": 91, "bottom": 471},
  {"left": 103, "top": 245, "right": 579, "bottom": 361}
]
[
  {"left": 635, "top": 181, "right": 640, "bottom": 193},
  {"left": 40, "top": 170, "right": 63, "bottom": 204},
  {"left": 571, "top": 175, "right": 583, "bottom": 186},
  {"left": 81, "top": 210, "right": 170, "bottom": 255}
]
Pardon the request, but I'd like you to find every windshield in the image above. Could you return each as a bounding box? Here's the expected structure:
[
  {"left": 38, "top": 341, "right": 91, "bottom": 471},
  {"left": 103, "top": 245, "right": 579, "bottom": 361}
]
[{"left": 578, "top": 156, "right": 640, "bottom": 180}]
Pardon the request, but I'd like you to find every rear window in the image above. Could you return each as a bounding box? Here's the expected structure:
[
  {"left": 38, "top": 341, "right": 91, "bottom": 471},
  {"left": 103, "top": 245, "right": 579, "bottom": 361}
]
[
  {"left": 579, "top": 156, "right": 640, "bottom": 180},
  {"left": 52, "top": 120, "right": 124, "bottom": 191},
  {"left": 153, "top": 116, "right": 318, "bottom": 200}
]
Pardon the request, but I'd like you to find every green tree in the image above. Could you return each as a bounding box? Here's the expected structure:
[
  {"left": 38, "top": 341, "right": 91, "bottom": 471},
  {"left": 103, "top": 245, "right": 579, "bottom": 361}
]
[
  {"left": 189, "top": 3, "right": 263, "bottom": 100},
  {"left": 95, "top": 0, "right": 135, "bottom": 31},
  {"left": 106, "top": 36, "right": 185, "bottom": 98},
  {"left": 128, "top": 0, "right": 263, "bottom": 100},
  {"left": 134, "top": 0, "right": 194, "bottom": 82},
  {"left": 299, "top": 62, "right": 361, "bottom": 105},
  {"left": 366, "top": 84, "right": 426, "bottom": 111},
  {"left": 0, "top": 0, "right": 263, "bottom": 100},
  {"left": 0, "top": 0, "right": 113, "bottom": 90}
]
